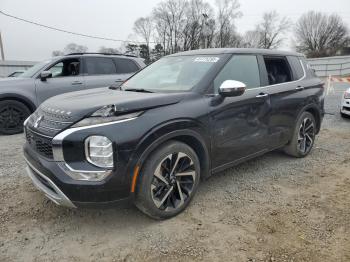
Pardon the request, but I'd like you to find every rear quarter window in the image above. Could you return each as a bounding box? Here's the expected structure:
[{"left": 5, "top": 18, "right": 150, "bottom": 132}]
[
  {"left": 114, "top": 58, "right": 140, "bottom": 74},
  {"left": 288, "top": 56, "right": 305, "bottom": 80}
]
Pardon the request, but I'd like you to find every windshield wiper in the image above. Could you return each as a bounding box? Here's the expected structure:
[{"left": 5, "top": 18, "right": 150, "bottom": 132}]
[{"left": 124, "top": 88, "right": 154, "bottom": 93}]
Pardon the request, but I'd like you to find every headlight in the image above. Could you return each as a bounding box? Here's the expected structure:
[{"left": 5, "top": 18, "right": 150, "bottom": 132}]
[
  {"left": 85, "top": 136, "right": 114, "bottom": 168},
  {"left": 72, "top": 106, "right": 143, "bottom": 128}
]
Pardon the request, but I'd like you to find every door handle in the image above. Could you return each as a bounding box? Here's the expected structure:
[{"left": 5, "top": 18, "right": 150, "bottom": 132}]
[
  {"left": 71, "top": 81, "right": 83, "bottom": 85},
  {"left": 115, "top": 79, "right": 123, "bottom": 82},
  {"left": 256, "top": 93, "right": 269, "bottom": 98},
  {"left": 296, "top": 86, "right": 304, "bottom": 91}
]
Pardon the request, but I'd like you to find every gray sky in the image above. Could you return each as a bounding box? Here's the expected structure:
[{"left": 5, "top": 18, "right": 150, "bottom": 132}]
[{"left": 1, "top": 0, "right": 350, "bottom": 61}]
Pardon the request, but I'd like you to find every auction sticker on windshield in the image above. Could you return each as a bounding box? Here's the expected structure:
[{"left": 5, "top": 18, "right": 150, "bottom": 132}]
[{"left": 194, "top": 57, "right": 220, "bottom": 63}]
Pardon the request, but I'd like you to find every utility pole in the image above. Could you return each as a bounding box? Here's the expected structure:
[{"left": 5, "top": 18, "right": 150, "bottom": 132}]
[
  {"left": 202, "top": 14, "right": 209, "bottom": 49},
  {"left": 0, "top": 31, "right": 4, "bottom": 60}
]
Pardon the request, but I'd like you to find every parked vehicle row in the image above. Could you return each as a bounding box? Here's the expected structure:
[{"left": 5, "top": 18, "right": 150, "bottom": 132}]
[
  {"left": 0, "top": 53, "right": 145, "bottom": 134},
  {"left": 22, "top": 48, "right": 325, "bottom": 219}
]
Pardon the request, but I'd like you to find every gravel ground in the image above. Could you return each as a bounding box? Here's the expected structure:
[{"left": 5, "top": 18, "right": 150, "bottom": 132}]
[{"left": 0, "top": 84, "right": 350, "bottom": 262}]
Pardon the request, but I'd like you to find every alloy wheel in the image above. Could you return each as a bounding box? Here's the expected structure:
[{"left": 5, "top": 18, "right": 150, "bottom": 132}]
[
  {"left": 297, "top": 117, "right": 315, "bottom": 154},
  {"left": 0, "top": 105, "right": 25, "bottom": 133},
  {"left": 150, "top": 152, "right": 196, "bottom": 212}
]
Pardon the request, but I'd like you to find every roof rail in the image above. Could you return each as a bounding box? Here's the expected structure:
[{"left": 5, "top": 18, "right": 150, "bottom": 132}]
[{"left": 65, "top": 52, "right": 138, "bottom": 58}]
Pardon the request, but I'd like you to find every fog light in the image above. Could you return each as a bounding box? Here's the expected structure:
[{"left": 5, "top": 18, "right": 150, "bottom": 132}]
[
  {"left": 58, "top": 163, "right": 112, "bottom": 182},
  {"left": 85, "top": 136, "right": 114, "bottom": 168}
]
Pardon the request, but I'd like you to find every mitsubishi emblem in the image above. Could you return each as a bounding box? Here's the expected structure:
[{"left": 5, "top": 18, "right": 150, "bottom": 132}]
[{"left": 34, "top": 115, "right": 43, "bottom": 128}]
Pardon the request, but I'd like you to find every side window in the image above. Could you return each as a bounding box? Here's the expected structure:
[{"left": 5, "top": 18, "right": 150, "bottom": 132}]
[
  {"left": 85, "top": 57, "right": 117, "bottom": 75},
  {"left": 264, "top": 57, "right": 292, "bottom": 85},
  {"left": 214, "top": 55, "right": 260, "bottom": 92},
  {"left": 114, "top": 58, "right": 140, "bottom": 74},
  {"left": 301, "top": 58, "right": 317, "bottom": 77},
  {"left": 288, "top": 56, "right": 305, "bottom": 80},
  {"left": 47, "top": 58, "right": 80, "bottom": 78}
]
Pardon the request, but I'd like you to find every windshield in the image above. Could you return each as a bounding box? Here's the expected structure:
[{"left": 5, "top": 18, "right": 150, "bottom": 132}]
[
  {"left": 122, "top": 55, "right": 222, "bottom": 92},
  {"left": 20, "top": 60, "right": 51, "bottom": 78}
]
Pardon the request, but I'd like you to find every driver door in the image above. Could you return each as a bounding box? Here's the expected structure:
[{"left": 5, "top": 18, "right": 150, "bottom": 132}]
[
  {"left": 209, "top": 55, "right": 271, "bottom": 172},
  {"left": 35, "top": 57, "right": 85, "bottom": 104}
]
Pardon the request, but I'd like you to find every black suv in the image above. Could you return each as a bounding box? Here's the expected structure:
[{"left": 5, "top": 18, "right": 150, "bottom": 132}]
[{"left": 23, "top": 48, "right": 324, "bottom": 219}]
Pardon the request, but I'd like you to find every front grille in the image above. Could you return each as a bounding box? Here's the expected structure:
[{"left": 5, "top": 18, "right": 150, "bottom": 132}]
[
  {"left": 29, "top": 108, "right": 74, "bottom": 137},
  {"left": 26, "top": 128, "right": 53, "bottom": 159}
]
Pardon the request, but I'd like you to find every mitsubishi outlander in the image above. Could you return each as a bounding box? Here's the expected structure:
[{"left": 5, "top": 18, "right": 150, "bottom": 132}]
[{"left": 23, "top": 48, "right": 324, "bottom": 219}]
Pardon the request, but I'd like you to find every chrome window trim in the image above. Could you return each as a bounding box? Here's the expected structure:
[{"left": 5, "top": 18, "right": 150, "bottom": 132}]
[
  {"left": 209, "top": 56, "right": 306, "bottom": 95},
  {"left": 246, "top": 57, "right": 306, "bottom": 91}
]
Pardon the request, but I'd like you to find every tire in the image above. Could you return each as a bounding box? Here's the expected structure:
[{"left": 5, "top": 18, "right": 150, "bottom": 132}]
[
  {"left": 284, "top": 112, "right": 316, "bottom": 158},
  {"left": 135, "top": 141, "right": 201, "bottom": 220},
  {"left": 0, "top": 100, "right": 31, "bottom": 135}
]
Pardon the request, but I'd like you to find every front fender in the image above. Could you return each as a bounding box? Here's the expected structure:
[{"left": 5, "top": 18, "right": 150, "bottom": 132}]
[{"left": 126, "top": 119, "right": 211, "bottom": 194}]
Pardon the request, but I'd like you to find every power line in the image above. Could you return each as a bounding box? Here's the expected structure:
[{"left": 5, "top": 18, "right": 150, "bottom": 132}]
[{"left": 0, "top": 10, "right": 153, "bottom": 44}]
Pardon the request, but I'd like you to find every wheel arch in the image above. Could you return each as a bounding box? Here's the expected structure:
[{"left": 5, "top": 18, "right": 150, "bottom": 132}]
[
  {"left": 130, "top": 127, "right": 211, "bottom": 194},
  {"left": 0, "top": 94, "right": 36, "bottom": 113},
  {"left": 301, "top": 104, "right": 322, "bottom": 134}
]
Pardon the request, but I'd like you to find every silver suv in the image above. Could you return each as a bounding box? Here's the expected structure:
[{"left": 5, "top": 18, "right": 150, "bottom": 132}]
[{"left": 0, "top": 53, "right": 146, "bottom": 134}]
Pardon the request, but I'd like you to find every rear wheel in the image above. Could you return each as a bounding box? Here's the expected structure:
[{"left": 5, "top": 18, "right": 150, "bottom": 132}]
[
  {"left": 0, "top": 100, "right": 31, "bottom": 135},
  {"left": 284, "top": 112, "right": 316, "bottom": 158},
  {"left": 135, "top": 141, "right": 200, "bottom": 219}
]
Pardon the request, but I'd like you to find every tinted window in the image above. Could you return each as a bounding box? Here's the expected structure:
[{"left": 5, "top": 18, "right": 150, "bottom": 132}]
[
  {"left": 264, "top": 57, "right": 292, "bottom": 85},
  {"left": 114, "top": 58, "right": 139, "bottom": 74},
  {"left": 47, "top": 58, "right": 80, "bottom": 78},
  {"left": 85, "top": 57, "right": 116, "bottom": 75},
  {"left": 288, "top": 56, "right": 304, "bottom": 80},
  {"left": 214, "top": 55, "right": 260, "bottom": 92}
]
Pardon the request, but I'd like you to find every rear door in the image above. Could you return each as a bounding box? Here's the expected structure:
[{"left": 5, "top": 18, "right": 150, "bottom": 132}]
[
  {"left": 113, "top": 58, "right": 141, "bottom": 86},
  {"left": 35, "top": 57, "right": 85, "bottom": 104},
  {"left": 83, "top": 57, "right": 119, "bottom": 89},
  {"left": 259, "top": 55, "right": 306, "bottom": 149},
  {"left": 209, "top": 54, "right": 271, "bottom": 171}
]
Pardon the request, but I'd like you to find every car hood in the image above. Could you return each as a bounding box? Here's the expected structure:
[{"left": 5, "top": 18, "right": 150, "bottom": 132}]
[
  {"left": 40, "top": 87, "right": 186, "bottom": 121},
  {"left": 0, "top": 77, "right": 33, "bottom": 87}
]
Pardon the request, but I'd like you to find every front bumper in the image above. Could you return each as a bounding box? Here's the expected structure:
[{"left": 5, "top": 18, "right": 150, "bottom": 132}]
[
  {"left": 23, "top": 144, "right": 133, "bottom": 208},
  {"left": 341, "top": 98, "right": 350, "bottom": 115},
  {"left": 25, "top": 156, "right": 76, "bottom": 208}
]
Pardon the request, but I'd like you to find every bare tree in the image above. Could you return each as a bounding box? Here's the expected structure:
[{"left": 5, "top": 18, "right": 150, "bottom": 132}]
[
  {"left": 52, "top": 50, "right": 64, "bottom": 57},
  {"left": 255, "top": 11, "right": 291, "bottom": 49},
  {"left": 153, "top": 0, "right": 188, "bottom": 54},
  {"left": 295, "top": 11, "right": 349, "bottom": 57},
  {"left": 52, "top": 43, "right": 88, "bottom": 57},
  {"left": 63, "top": 43, "right": 88, "bottom": 54},
  {"left": 242, "top": 30, "right": 261, "bottom": 48},
  {"left": 182, "top": 0, "right": 214, "bottom": 50},
  {"left": 133, "top": 17, "right": 153, "bottom": 59},
  {"left": 215, "top": 0, "right": 241, "bottom": 48},
  {"left": 98, "top": 46, "right": 120, "bottom": 54}
]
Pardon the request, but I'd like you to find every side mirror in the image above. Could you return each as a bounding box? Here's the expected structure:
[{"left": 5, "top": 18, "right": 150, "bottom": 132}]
[
  {"left": 40, "top": 71, "right": 52, "bottom": 81},
  {"left": 219, "top": 80, "right": 246, "bottom": 97}
]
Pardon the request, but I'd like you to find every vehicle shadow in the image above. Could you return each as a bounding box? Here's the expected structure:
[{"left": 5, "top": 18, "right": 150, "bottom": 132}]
[{"left": 34, "top": 149, "right": 291, "bottom": 229}]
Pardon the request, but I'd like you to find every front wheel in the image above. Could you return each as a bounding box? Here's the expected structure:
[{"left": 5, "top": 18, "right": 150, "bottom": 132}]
[
  {"left": 284, "top": 112, "right": 316, "bottom": 158},
  {"left": 135, "top": 141, "right": 200, "bottom": 219},
  {"left": 0, "top": 100, "right": 31, "bottom": 135}
]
